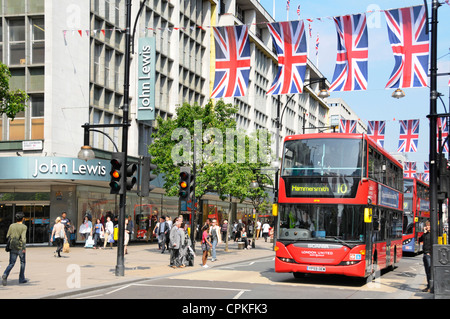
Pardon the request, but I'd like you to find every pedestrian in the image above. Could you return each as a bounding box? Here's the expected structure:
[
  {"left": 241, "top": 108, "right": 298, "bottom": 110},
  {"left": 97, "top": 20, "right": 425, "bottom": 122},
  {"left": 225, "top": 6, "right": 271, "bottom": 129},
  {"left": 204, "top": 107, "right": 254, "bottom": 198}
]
[
  {"left": 240, "top": 226, "right": 250, "bottom": 249},
  {"left": 209, "top": 219, "right": 222, "bottom": 262},
  {"left": 165, "top": 216, "right": 172, "bottom": 251},
  {"left": 2, "top": 212, "right": 28, "bottom": 286},
  {"left": 157, "top": 216, "right": 170, "bottom": 253},
  {"left": 221, "top": 220, "right": 228, "bottom": 242},
  {"left": 201, "top": 225, "right": 212, "bottom": 268},
  {"left": 169, "top": 218, "right": 182, "bottom": 268},
  {"left": 104, "top": 216, "right": 114, "bottom": 249},
  {"left": 420, "top": 220, "right": 432, "bottom": 292},
  {"left": 262, "top": 221, "right": 271, "bottom": 242},
  {"left": 92, "top": 218, "right": 104, "bottom": 249},
  {"left": 51, "top": 217, "right": 67, "bottom": 257},
  {"left": 79, "top": 215, "right": 92, "bottom": 241},
  {"left": 60, "top": 211, "right": 72, "bottom": 246},
  {"left": 256, "top": 219, "right": 261, "bottom": 239},
  {"left": 124, "top": 218, "right": 133, "bottom": 254},
  {"left": 179, "top": 222, "right": 190, "bottom": 267}
]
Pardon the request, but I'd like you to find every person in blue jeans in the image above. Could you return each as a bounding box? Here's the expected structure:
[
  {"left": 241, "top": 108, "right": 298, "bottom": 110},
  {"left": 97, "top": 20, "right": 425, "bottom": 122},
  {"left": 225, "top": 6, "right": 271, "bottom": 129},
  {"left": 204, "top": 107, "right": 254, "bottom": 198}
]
[
  {"left": 3, "top": 212, "right": 28, "bottom": 286},
  {"left": 93, "top": 218, "right": 105, "bottom": 249},
  {"left": 209, "top": 219, "right": 222, "bottom": 262}
]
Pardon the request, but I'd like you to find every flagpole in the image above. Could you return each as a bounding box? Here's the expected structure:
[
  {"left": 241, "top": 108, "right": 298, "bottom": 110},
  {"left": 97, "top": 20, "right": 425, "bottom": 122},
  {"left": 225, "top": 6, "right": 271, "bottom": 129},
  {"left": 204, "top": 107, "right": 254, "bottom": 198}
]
[{"left": 273, "top": 0, "right": 275, "bottom": 19}]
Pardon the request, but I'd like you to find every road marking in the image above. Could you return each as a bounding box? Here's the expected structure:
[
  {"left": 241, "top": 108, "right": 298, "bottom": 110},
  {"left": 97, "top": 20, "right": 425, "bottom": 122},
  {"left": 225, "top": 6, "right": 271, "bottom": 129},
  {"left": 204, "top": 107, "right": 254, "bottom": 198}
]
[
  {"left": 233, "top": 290, "right": 246, "bottom": 299},
  {"left": 133, "top": 283, "right": 251, "bottom": 293}
]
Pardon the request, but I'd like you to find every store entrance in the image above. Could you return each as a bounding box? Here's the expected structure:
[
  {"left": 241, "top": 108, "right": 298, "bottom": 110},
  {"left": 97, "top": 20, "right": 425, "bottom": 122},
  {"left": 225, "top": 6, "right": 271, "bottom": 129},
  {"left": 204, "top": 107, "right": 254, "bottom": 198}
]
[{"left": 0, "top": 204, "right": 50, "bottom": 244}]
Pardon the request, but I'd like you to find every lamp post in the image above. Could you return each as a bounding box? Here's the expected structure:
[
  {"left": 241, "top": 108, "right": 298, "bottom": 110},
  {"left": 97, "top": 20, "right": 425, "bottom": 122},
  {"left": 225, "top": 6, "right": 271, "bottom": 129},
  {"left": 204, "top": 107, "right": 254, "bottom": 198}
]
[{"left": 393, "top": 0, "right": 441, "bottom": 293}]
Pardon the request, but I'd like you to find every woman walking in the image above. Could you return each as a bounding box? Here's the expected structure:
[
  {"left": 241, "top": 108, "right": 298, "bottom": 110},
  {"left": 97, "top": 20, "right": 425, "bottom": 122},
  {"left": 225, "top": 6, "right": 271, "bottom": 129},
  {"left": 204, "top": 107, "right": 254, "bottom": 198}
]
[
  {"left": 201, "top": 225, "right": 212, "bottom": 268},
  {"left": 51, "top": 217, "right": 67, "bottom": 257}
]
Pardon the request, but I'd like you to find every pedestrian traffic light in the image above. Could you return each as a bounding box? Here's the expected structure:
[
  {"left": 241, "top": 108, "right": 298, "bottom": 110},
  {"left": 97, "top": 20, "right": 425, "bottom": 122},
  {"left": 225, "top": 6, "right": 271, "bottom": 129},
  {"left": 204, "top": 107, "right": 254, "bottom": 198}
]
[
  {"left": 179, "top": 167, "right": 191, "bottom": 201},
  {"left": 110, "top": 152, "right": 125, "bottom": 194},
  {"left": 139, "top": 156, "right": 157, "bottom": 196},
  {"left": 125, "top": 162, "right": 138, "bottom": 191}
]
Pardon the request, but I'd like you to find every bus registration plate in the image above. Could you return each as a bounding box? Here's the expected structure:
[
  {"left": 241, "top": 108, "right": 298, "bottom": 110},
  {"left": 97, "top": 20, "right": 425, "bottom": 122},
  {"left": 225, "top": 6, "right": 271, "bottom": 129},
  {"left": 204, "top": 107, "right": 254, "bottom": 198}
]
[{"left": 307, "top": 266, "right": 326, "bottom": 272}]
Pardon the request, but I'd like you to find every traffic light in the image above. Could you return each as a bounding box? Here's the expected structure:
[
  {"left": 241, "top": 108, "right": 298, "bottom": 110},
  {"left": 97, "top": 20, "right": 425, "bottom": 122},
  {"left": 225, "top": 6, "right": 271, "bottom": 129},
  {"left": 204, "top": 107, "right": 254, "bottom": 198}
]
[
  {"left": 179, "top": 167, "right": 192, "bottom": 202},
  {"left": 139, "top": 156, "right": 157, "bottom": 197},
  {"left": 110, "top": 152, "right": 125, "bottom": 194},
  {"left": 125, "top": 162, "right": 138, "bottom": 191}
]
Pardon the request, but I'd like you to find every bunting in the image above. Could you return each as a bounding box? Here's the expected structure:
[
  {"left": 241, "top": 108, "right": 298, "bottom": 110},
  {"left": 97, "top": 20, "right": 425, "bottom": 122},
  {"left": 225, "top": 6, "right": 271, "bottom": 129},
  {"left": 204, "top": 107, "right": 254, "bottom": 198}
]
[
  {"left": 404, "top": 162, "right": 417, "bottom": 178},
  {"left": 384, "top": 5, "right": 429, "bottom": 89},
  {"left": 339, "top": 119, "right": 357, "bottom": 133},
  {"left": 398, "top": 119, "right": 420, "bottom": 153},
  {"left": 367, "top": 120, "right": 385, "bottom": 147},
  {"left": 329, "top": 13, "right": 369, "bottom": 92},
  {"left": 211, "top": 25, "right": 251, "bottom": 98},
  {"left": 267, "top": 20, "right": 308, "bottom": 95}
]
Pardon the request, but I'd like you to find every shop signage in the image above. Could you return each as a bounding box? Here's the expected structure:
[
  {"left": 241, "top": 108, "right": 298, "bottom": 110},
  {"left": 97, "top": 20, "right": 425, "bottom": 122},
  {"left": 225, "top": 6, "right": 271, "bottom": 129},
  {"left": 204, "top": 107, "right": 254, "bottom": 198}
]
[
  {"left": 137, "top": 37, "right": 156, "bottom": 121},
  {"left": 0, "top": 157, "right": 110, "bottom": 181}
]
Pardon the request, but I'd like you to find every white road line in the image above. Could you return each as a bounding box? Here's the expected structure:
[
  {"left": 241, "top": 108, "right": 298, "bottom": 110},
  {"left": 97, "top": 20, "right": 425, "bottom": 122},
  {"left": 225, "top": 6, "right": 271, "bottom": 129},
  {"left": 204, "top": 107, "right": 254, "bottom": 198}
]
[
  {"left": 233, "top": 290, "right": 246, "bottom": 299},
  {"left": 132, "top": 283, "right": 251, "bottom": 293}
]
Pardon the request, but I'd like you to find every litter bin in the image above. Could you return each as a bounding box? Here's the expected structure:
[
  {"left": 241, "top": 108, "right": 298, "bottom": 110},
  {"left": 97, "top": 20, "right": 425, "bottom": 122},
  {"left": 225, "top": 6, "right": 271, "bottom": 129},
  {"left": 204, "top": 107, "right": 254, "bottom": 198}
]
[{"left": 238, "top": 242, "right": 245, "bottom": 250}]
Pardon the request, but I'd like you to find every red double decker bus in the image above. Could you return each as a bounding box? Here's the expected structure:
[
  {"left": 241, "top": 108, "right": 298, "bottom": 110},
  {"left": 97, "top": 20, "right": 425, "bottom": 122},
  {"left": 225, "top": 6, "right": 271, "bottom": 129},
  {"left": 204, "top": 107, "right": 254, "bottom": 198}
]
[
  {"left": 275, "top": 133, "right": 404, "bottom": 279},
  {"left": 402, "top": 177, "right": 430, "bottom": 254}
]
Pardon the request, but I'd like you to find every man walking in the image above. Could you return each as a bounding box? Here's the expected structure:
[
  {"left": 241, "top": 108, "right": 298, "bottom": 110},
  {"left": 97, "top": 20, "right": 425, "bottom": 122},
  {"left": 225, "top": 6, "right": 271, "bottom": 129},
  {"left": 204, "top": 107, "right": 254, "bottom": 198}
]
[
  {"left": 3, "top": 212, "right": 28, "bottom": 286},
  {"left": 169, "top": 218, "right": 182, "bottom": 268},
  {"left": 158, "top": 216, "right": 170, "bottom": 253},
  {"left": 209, "top": 219, "right": 222, "bottom": 262}
]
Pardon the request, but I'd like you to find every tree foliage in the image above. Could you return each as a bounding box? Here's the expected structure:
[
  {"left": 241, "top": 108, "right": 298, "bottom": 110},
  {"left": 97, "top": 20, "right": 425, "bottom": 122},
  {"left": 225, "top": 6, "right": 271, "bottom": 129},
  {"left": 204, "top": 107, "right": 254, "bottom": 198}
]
[
  {"left": 148, "top": 100, "right": 274, "bottom": 212},
  {"left": 0, "top": 63, "right": 29, "bottom": 119}
]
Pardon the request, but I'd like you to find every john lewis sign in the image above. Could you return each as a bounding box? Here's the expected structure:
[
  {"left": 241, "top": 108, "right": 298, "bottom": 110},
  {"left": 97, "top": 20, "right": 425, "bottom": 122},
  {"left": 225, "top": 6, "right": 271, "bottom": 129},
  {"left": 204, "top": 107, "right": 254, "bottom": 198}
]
[
  {"left": 137, "top": 37, "right": 155, "bottom": 121},
  {"left": 0, "top": 157, "right": 110, "bottom": 181}
]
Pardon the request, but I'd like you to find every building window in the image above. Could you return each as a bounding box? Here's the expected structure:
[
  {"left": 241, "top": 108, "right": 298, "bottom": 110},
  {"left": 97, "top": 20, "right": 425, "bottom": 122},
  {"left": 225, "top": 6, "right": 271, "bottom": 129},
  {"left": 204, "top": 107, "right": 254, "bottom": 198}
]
[
  {"left": 31, "top": 94, "right": 44, "bottom": 139},
  {"left": 8, "top": 18, "right": 26, "bottom": 65},
  {"left": 31, "top": 17, "right": 45, "bottom": 64}
]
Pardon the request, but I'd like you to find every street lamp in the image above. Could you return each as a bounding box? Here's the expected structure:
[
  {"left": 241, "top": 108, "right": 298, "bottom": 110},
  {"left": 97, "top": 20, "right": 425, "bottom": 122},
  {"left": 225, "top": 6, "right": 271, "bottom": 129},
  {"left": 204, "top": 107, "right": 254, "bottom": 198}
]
[
  {"left": 77, "top": 145, "right": 95, "bottom": 161},
  {"left": 391, "top": 88, "right": 406, "bottom": 99}
]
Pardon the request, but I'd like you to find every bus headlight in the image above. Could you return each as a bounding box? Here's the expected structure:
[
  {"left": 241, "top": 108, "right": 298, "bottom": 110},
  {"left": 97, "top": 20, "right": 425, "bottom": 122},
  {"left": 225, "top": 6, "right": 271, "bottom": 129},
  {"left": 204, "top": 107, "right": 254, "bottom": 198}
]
[{"left": 278, "top": 257, "right": 297, "bottom": 263}]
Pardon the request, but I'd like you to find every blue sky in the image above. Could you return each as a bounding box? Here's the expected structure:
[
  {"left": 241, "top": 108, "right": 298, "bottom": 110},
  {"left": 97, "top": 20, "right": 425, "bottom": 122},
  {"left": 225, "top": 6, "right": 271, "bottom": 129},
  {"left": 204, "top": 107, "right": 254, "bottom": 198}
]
[{"left": 259, "top": 0, "right": 450, "bottom": 172}]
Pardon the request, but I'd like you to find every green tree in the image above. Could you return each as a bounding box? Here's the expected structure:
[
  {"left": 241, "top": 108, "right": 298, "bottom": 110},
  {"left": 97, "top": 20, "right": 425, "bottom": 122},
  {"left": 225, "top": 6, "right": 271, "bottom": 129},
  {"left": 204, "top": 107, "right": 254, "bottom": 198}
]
[{"left": 0, "top": 63, "right": 29, "bottom": 119}]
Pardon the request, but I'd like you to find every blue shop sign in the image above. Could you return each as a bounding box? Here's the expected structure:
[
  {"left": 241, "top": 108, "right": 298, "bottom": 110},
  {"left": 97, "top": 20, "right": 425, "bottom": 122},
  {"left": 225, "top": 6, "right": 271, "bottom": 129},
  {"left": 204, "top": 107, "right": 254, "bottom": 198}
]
[{"left": 0, "top": 157, "right": 110, "bottom": 181}]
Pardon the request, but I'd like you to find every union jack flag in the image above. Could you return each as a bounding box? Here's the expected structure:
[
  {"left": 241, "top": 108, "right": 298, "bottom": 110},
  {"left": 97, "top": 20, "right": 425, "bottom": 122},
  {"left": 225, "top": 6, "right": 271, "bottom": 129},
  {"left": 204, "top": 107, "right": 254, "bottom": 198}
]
[
  {"left": 404, "top": 162, "right": 417, "bottom": 178},
  {"left": 267, "top": 21, "right": 307, "bottom": 95},
  {"left": 384, "top": 5, "right": 429, "bottom": 89},
  {"left": 437, "top": 117, "right": 449, "bottom": 153},
  {"left": 367, "top": 120, "right": 386, "bottom": 148},
  {"left": 339, "top": 119, "right": 357, "bottom": 133},
  {"left": 398, "top": 119, "right": 420, "bottom": 153},
  {"left": 423, "top": 162, "right": 429, "bottom": 182},
  {"left": 329, "top": 13, "right": 368, "bottom": 92},
  {"left": 315, "top": 33, "right": 319, "bottom": 56},
  {"left": 211, "top": 25, "right": 251, "bottom": 98}
]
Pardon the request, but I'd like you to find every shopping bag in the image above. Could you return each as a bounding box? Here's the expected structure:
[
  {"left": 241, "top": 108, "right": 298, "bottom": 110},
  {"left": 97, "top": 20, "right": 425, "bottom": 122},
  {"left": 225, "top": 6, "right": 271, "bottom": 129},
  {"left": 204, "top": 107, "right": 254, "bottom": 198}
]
[
  {"left": 63, "top": 241, "right": 70, "bottom": 253},
  {"left": 85, "top": 236, "right": 94, "bottom": 248},
  {"left": 114, "top": 226, "right": 119, "bottom": 241}
]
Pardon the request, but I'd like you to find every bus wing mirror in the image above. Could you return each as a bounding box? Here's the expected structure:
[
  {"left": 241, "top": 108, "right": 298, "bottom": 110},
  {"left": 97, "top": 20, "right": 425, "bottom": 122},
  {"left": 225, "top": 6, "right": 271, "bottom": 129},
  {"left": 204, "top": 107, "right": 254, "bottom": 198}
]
[{"left": 364, "top": 208, "right": 372, "bottom": 223}]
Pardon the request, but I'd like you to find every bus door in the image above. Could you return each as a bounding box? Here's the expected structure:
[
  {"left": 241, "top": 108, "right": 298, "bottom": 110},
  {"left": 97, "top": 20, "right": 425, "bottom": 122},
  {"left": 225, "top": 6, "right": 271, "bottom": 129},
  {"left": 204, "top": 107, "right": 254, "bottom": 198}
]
[{"left": 364, "top": 208, "right": 374, "bottom": 276}]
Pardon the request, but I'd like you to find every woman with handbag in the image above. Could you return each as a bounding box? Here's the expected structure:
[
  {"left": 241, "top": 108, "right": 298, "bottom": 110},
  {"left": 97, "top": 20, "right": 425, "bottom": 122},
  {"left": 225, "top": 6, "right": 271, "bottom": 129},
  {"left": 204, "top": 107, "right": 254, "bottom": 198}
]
[
  {"left": 201, "top": 224, "right": 212, "bottom": 268},
  {"left": 51, "top": 217, "right": 67, "bottom": 257}
]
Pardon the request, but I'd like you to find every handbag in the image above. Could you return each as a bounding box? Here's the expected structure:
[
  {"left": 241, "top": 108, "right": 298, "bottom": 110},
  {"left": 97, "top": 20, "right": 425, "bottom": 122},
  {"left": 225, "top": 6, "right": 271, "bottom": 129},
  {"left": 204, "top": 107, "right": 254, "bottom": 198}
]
[
  {"left": 85, "top": 235, "right": 94, "bottom": 248},
  {"left": 5, "top": 236, "right": 11, "bottom": 252}
]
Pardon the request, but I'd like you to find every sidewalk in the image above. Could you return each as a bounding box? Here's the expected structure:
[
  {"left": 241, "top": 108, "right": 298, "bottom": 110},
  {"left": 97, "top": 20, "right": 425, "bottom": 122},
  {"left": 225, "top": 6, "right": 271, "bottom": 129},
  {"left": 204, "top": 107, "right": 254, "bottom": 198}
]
[{"left": 0, "top": 238, "right": 275, "bottom": 299}]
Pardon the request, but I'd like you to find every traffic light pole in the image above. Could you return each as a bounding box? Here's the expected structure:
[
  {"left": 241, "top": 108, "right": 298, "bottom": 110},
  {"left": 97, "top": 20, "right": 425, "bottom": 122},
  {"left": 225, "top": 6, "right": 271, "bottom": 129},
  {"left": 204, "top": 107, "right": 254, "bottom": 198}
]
[{"left": 115, "top": 0, "right": 133, "bottom": 277}]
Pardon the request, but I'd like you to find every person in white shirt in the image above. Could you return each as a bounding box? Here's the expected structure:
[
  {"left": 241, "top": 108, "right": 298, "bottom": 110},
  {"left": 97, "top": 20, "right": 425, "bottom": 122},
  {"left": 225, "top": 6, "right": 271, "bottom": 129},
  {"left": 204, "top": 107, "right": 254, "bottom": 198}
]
[
  {"left": 262, "top": 221, "right": 271, "bottom": 242},
  {"left": 104, "top": 216, "right": 114, "bottom": 249}
]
